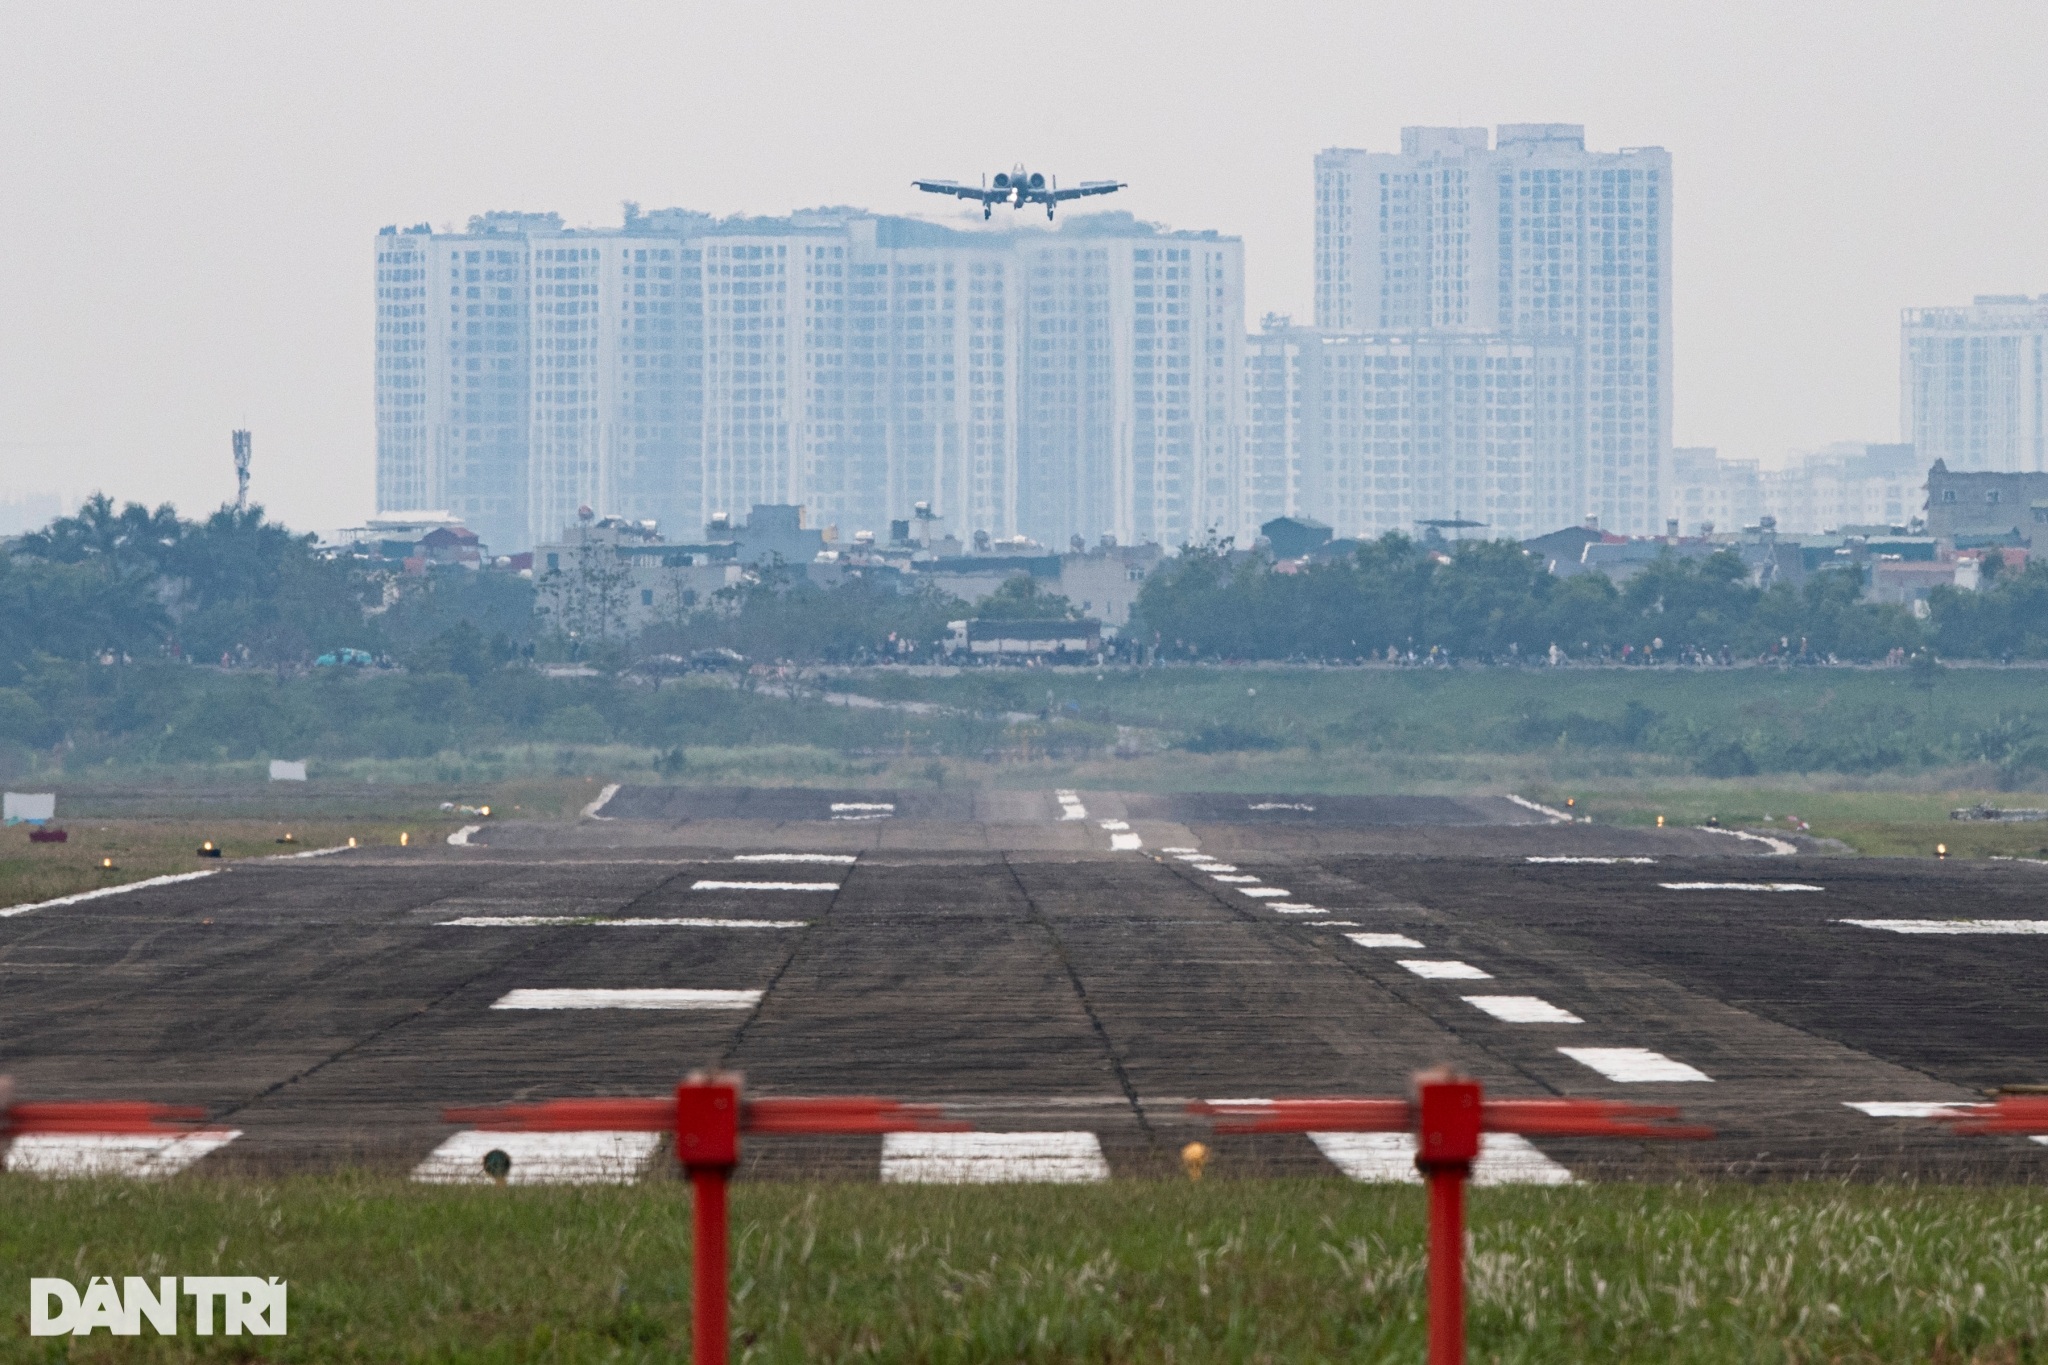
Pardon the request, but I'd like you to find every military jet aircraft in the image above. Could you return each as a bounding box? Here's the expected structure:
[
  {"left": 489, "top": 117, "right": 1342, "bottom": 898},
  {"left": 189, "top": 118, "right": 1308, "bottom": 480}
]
[{"left": 912, "top": 165, "right": 1126, "bottom": 220}]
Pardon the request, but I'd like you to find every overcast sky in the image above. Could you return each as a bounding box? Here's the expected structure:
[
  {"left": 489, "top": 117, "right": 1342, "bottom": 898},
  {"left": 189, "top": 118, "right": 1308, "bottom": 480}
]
[{"left": 4, "top": 0, "right": 2046, "bottom": 532}]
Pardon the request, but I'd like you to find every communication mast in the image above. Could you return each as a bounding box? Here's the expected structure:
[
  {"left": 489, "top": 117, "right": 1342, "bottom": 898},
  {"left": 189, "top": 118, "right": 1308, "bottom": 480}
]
[{"left": 231, "top": 430, "right": 252, "bottom": 511}]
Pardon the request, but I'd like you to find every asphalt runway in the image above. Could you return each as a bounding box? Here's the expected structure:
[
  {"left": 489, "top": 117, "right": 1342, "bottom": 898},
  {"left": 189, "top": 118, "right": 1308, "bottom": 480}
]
[{"left": 2, "top": 787, "right": 2043, "bottom": 1184}]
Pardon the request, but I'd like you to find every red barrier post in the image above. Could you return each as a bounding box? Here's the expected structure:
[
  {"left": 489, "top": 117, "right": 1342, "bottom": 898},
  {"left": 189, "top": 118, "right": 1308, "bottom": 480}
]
[
  {"left": 676, "top": 1077, "right": 741, "bottom": 1365},
  {"left": 1190, "top": 1076, "right": 1709, "bottom": 1364},
  {"left": 1415, "top": 1079, "right": 1481, "bottom": 1365}
]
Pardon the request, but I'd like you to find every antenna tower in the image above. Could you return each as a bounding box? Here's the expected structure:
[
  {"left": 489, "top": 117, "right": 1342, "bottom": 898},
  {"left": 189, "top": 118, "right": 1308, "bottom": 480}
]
[{"left": 231, "top": 430, "right": 252, "bottom": 512}]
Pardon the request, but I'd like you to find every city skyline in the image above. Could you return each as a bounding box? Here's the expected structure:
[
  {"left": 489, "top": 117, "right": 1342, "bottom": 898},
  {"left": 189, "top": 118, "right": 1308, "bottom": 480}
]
[{"left": 10, "top": 2, "right": 2048, "bottom": 534}]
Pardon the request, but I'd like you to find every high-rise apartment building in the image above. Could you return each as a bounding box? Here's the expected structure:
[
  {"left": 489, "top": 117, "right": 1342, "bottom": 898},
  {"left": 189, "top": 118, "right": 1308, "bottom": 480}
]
[
  {"left": 376, "top": 210, "right": 1243, "bottom": 553},
  {"left": 1244, "top": 316, "right": 1576, "bottom": 540},
  {"left": 1313, "top": 125, "right": 1671, "bottom": 534},
  {"left": 1902, "top": 295, "right": 2048, "bottom": 473}
]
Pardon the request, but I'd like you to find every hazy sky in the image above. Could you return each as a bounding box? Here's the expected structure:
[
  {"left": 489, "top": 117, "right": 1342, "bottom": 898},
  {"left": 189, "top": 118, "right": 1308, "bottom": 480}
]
[{"left": 5, "top": 1, "right": 2047, "bottom": 532}]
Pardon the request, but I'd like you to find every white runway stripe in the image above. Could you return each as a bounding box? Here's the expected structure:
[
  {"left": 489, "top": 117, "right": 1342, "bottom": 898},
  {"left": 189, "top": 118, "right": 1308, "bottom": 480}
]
[
  {"left": 0, "top": 869, "right": 221, "bottom": 919},
  {"left": 447, "top": 825, "right": 483, "bottom": 846},
  {"left": 1845, "top": 1101, "right": 1987, "bottom": 1118},
  {"left": 1056, "top": 789, "right": 1088, "bottom": 821},
  {"left": 1527, "top": 856, "right": 1655, "bottom": 865},
  {"left": 1272, "top": 906, "right": 1331, "bottom": 915},
  {"left": 1188, "top": 862, "right": 1238, "bottom": 871},
  {"left": 1160, "top": 846, "right": 1198, "bottom": 854},
  {"left": 1398, "top": 959, "right": 1492, "bottom": 980},
  {"left": 1210, "top": 874, "right": 1259, "bottom": 883},
  {"left": 4, "top": 1130, "right": 240, "bottom": 1179},
  {"left": 412, "top": 1131, "right": 662, "bottom": 1185},
  {"left": 582, "top": 783, "right": 620, "bottom": 819},
  {"left": 1310, "top": 1132, "right": 1572, "bottom": 1185},
  {"left": 1347, "top": 932, "right": 1425, "bottom": 949},
  {"left": 1238, "top": 887, "right": 1289, "bottom": 898},
  {"left": 440, "top": 916, "right": 808, "bottom": 929},
  {"left": 1110, "top": 832, "right": 1143, "bottom": 851},
  {"left": 733, "top": 853, "right": 857, "bottom": 864},
  {"left": 1098, "top": 819, "right": 1130, "bottom": 831},
  {"left": 1659, "top": 881, "right": 1823, "bottom": 892},
  {"left": 881, "top": 1131, "right": 1108, "bottom": 1184},
  {"left": 1560, "top": 1047, "right": 1711, "bottom": 1083},
  {"left": 1838, "top": 918, "right": 2048, "bottom": 935},
  {"left": 491, "top": 988, "right": 761, "bottom": 1010},
  {"left": 691, "top": 880, "right": 838, "bottom": 892},
  {"left": 1462, "top": 995, "right": 1584, "bottom": 1024}
]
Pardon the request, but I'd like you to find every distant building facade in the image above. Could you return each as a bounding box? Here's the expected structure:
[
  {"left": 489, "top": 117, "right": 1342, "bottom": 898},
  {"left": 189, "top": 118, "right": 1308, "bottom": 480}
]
[
  {"left": 1903, "top": 296, "right": 2048, "bottom": 473},
  {"left": 377, "top": 210, "right": 1244, "bottom": 555},
  {"left": 1668, "top": 443, "right": 1920, "bottom": 536},
  {"left": 1924, "top": 459, "right": 2048, "bottom": 547},
  {"left": 1314, "top": 124, "right": 1671, "bottom": 534}
]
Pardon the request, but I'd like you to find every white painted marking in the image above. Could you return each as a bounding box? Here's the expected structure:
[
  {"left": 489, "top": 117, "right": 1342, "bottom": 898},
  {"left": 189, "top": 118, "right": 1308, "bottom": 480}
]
[
  {"left": 1272, "top": 906, "right": 1331, "bottom": 915},
  {"left": 1055, "top": 791, "right": 1088, "bottom": 822},
  {"left": 830, "top": 802, "right": 895, "bottom": 813},
  {"left": 1097, "top": 819, "right": 1130, "bottom": 831},
  {"left": 1317, "top": 920, "right": 1361, "bottom": 927},
  {"left": 734, "top": 853, "right": 857, "bottom": 864},
  {"left": 0, "top": 870, "right": 221, "bottom": 919},
  {"left": 2033, "top": 1136, "right": 2048, "bottom": 1148},
  {"left": 1505, "top": 794, "right": 1572, "bottom": 823},
  {"left": 1398, "top": 959, "right": 1492, "bottom": 980},
  {"left": 1110, "top": 832, "right": 1143, "bottom": 851},
  {"left": 1560, "top": 1047, "right": 1712, "bottom": 1083},
  {"left": 1160, "top": 846, "right": 1198, "bottom": 854},
  {"left": 448, "top": 824, "right": 482, "bottom": 846},
  {"left": 412, "top": 1130, "right": 663, "bottom": 1185},
  {"left": 1695, "top": 826, "right": 1798, "bottom": 855},
  {"left": 1658, "top": 881, "right": 1823, "bottom": 892},
  {"left": 4, "top": 1130, "right": 240, "bottom": 1179},
  {"left": 691, "top": 880, "right": 838, "bottom": 892},
  {"left": 1248, "top": 802, "right": 1315, "bottom": 812},
  {"left": 1526, "top": 856, "right": 1655, "bottom": 865},
  {"left": 1310, "top": 1132, "right": 1572, "bottom": 1186},
  {"left": 1209, "top": 874, "right": 1260, "bottom": 883},
  {"left": 1845, "top": 1101, "right": 1988, "bottom": 1118},
  {"left": 880, "top": 1131, "right": 1108, "bottom": 1184},
  {"left": 582, "top": 783, "right": 620, "bottom": 819},
  {"left": 440, "top": 916, "right": 807, "bottom": 929},
  {"left": 1838, "top": 918, "right": 2048, "bottom": 935},
  {"left": 1347, "top": 932, "right": 1425, "bottom": 949},
  {"left": 1238, "top": 887, "right": 1289, "bottom": 898},
  {"left": 1175, "top": 854, "right": 1227, "bottom": 865},
  {"left": 832, "top": 813, "right": 890, "bottom": 822},
  {"left": 1462, "top": 995, "right": 1584, "bottom": 1024},
  {"left": 491, "top": 988, "right": 761, "bottom": 1010}
]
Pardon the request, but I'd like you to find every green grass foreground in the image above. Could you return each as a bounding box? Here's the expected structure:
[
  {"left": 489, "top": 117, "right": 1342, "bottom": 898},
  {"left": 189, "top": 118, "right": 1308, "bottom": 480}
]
[{"left": 3, "top": 1178, "right": 2045, "bottom": 1362}]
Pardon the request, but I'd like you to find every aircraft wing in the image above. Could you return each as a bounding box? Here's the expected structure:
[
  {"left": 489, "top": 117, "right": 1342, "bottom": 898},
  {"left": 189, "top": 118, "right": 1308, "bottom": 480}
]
[
  {"left": 913, "top": 179, "right": 1003, "bottom": 203},
  {"left": 1048, "top": 180, "right": 1125, "bottom": 202}
]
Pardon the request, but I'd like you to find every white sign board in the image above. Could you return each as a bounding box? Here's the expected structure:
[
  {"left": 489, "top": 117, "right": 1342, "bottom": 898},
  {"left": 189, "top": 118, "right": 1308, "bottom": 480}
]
[
  {"left": 268, "top": 761, "right": 308, "bottom": 782},
  {"left": 3, "top": 792, "right": 56, "bottom": 824}
]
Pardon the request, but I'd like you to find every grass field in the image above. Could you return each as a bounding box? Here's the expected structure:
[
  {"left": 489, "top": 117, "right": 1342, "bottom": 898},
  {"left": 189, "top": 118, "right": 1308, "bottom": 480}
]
[{"left": 0, "top": 1176, "right": 2042, "bottom": 1362}]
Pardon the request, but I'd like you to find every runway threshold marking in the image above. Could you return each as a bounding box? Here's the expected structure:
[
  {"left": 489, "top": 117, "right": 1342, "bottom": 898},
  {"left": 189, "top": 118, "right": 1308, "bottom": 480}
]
[
  {"left": 1560, "top": 1047, "right": 1712, "bottom": 1083},
  {"left": 1658, "top": 881, "right": 1823, "bottom": 892},
  {"left": 1098, "top": 819, "right": 1130, "bottom": 831},
  {"left": 1397, "top": 959, "right": 1493, "bottom": 980},
  {"left": 1237, "top": 887, "right": 1289, "bottom": 898},
  {"left": 491, "top": 988, "right": 763, "bottom": 1010},
  {"left": 691, "top": 880, "right": 839, "bottom": 892},
  {"left": 880, "top": 1132, "right": 1109, "bottom": 1184},
  {"left": 1271, "top": 904, "right": 1331, "bottom": 914},
  {"left": 412, "top": 1131, "right": 662, "bottom": 1185},
  {"left": 1056, "top": 789, "right": 1088, "bottom": 821},
  {"left": 1309, "top": 1131, "right": 1572, "bottom": 1186},
  {"left": 1189, "top": 861, "right": 1239, "bottom": 871},
  {"left": 1110, "top": 832, "right": 1143, "bottom": 851},
  {"left": 4, "top": 1130, "right": 240, "bottom": 1179},
  {"left": 0, "top": 869, "right": 221, "bottom": 919},
  {"left": 1209, "top": 874, "right": 1259, "bottom": 883},
  {"left": 440, "top": 916, "right": 808, "bottom": 929},
  {"left": 733, "top": 853, "right": 858, "bottom": 865},
  {"left": 1837, "top": 918, "right": 2048, "bottom": 935},
  {"left": 1462, "top": 995, "right": 1584, "bottom": 1024}
]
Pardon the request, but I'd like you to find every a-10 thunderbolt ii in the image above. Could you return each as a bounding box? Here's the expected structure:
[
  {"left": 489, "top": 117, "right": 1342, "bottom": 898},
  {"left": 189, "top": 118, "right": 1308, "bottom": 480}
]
[{"left": 912, "top": 165, "right": 1126, "bottom": 220}]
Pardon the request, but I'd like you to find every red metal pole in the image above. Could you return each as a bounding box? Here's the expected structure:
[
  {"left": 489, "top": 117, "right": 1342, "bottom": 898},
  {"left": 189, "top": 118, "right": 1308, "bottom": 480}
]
[
  {"left": 691, "top": 1166, "right": 729, "bottom": 1365},
  {"left": 1426, "top": 1165, "right": 1467, "bottom": 1365}
]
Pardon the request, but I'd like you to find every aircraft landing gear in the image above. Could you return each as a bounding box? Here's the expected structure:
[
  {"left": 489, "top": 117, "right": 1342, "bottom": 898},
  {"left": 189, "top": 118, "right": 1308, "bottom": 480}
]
[
  {"left": 983, "top": 204, "right": 992, "bottom": 220},
  {"left": 1046, "top": 204, "right": 1055, "bottom": 221}
]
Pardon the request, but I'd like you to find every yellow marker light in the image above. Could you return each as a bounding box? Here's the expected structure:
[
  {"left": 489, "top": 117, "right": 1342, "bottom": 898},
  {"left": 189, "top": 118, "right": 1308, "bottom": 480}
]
[
  {"left": 1181, "top": 1141, "right": 1209, "bottom": 1182},
  {"left": 101, "top": 857, "right": 113, "bottom": 869},
  {"left": 1936, "top": 843, "right": 1948, "bottom": 859},
  {"left": 479, "top": 806, "right": 490, "bottom": 818},
  {"left": 347, "top": 836, "right": 358, "bottom": 848},
  {"left": 400, "top": 831, "right": 410, "bottom": 847},
  {"left": 1656, "top": 814, "right": 1665, "bottom": 828}
]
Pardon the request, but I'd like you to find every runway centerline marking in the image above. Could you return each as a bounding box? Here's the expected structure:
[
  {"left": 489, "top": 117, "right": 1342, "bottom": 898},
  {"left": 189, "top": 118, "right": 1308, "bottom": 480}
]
[
  {"left": 1347, "top": 932, "right": 1425, "bottom": 949},
  {"left": 1560, "top": 1047, "right": 1712, "bottom": 1083},
  {"left": 1398, "top": 959, "right": 1492, "bottom": 980},
  {"left": 691, "top": 880, "right": 839, "bottom": 892},
  {"left": 1310, "top": 1132, "right": 1572, "bottom": 1185},
  {"left": 491, "top": 988, "right": 762, "bottom": 1010},
  {"left": 1837, "top": 918, "right": 2048, "bottom": 935},
  {"left": 1462, "top": 995, "right": 1584, "bottom": 1024},
  {"left": 440, "top": 916, "right": 808, "bottom": 929},
  {"left": 413, "top": 1131, "right": 662, "bottom": 1185},
  {"left": 880, "top": 1132, "right": 1109, "bottom": 1184},
  {"left": 733, "top": 853, "right": 858, "bottom": 864},
  {"left": 1659, "top": 881, "right": 1823, "bottom": 892}
]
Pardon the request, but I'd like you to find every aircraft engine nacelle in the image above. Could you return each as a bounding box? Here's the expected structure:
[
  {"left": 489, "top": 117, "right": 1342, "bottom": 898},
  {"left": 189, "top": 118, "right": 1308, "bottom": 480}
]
[
  {"left": 992, "top": 173, "right": 1010, "bottom": 188},
  {"left": 1027, "top": 172, "right": 1046, "bottom": 189}
]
